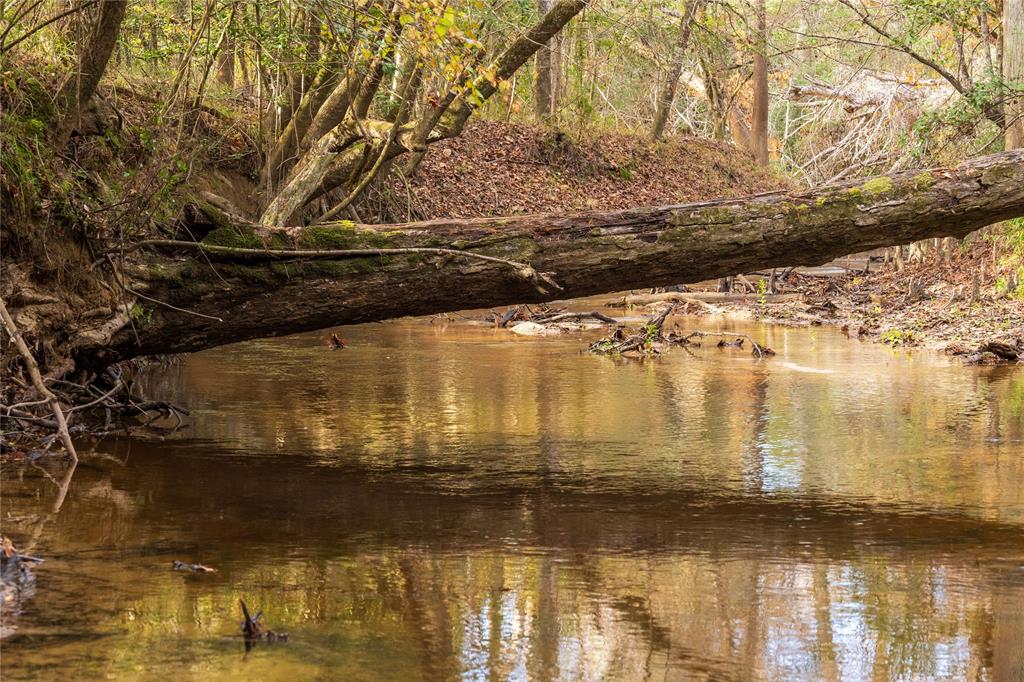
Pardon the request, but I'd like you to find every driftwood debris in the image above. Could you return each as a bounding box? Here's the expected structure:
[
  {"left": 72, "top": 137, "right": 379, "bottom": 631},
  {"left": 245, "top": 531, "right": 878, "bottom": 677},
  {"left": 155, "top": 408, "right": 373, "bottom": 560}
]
[
  {"left": 672, "top": 330, "right": 776, "bottom": 358},
  {"left": 488, "top": 304, "right": 617, "bottom": 328},
  {"left": 172, "top": 560, "right": 217, "bottom": 573},
  {"left": 980, "top": 340, "right": 1023, "bottom": 361},
  {"left": 240, "top": 600, "right": 288, "bottom": 645},
  {"left": 1, "top": 537, "right": 44, "bottom": 637},
  {"left": 962, "top": 339, "right": 1024, "bottom": 364},
  {"left": 2, "top": 357, "right": 191, "bottom": 455},
  {"left": 536, "top": 310, "right": 619, "bottom": 324},
  {"left": 589, "top": 311, "right": 775, "bottom": 358},
  {"left": 0, "top": 297, "right": 79, "bottom": 462}
]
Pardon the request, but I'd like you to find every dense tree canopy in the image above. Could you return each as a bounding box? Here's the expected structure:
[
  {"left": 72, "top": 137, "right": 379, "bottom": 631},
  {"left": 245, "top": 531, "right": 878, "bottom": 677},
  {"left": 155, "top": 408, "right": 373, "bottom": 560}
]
[{"left": 3, "top": 0, "right": 1022, "bottom": 219}]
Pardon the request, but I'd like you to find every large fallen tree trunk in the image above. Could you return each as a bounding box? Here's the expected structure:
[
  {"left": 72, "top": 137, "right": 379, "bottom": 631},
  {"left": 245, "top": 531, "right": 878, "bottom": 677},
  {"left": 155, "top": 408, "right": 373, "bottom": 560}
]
[{"left": 87, "top": 150, "right": 1024, "bottom": 366}]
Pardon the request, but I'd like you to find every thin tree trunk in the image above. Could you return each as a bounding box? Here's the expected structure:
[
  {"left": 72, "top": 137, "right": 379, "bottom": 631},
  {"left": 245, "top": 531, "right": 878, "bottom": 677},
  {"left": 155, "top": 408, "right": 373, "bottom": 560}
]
[
  {"left": 535, "top": 0, "right": 556, "bottom": 120},
  {"left": 980, "top": 9, "right": 996, "bottom": 75},
  {"left": 651, "top": 0, "right": 705, "bottom": 140},
  {"left": 750, "top": 0, "right": 769, "bottom": 165},
  {"left": 1006, "top": 0, "right": 1024, "bottom": 149},
  {"left": 261, "top": 66, "right": 353, "bottom": 188},
  {"left": 52, "top": 0, "right": 128, "bottom": 148},
  {"left": 216, "top": 34, "right": 234, "bottom": 87},
  {"left": 700, "top": 59, "right": 728, "bottom": 140}
]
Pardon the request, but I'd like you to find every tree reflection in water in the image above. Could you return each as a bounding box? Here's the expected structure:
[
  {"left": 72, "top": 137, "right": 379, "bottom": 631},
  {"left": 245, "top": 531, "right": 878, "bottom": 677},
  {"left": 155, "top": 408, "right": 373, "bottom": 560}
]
[{"left": 2, "top": 318, "right": 1022, "bottom": 679}]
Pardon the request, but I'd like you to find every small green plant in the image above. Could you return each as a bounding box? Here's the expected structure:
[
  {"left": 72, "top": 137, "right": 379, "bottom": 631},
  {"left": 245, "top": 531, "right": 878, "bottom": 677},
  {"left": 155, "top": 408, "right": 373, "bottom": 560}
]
[
  {"left": 130, "top": 303, "right": 154, "bottom": 325},
  {"left": 881, "top": 328, "right": 914, "bottom": 346},
  {"left": 642, "top": 321, "right": 659, "bottom": 346}
]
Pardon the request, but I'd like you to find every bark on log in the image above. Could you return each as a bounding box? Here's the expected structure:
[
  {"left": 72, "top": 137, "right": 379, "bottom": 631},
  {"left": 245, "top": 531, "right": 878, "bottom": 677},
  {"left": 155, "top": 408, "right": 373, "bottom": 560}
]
[{"left": 94, "top": 151, "right": 1024, "bottom": 366}]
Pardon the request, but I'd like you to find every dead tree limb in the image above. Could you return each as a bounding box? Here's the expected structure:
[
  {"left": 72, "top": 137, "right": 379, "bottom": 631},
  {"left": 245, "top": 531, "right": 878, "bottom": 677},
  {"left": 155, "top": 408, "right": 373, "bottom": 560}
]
[
  {"left": 0, "top": 297, "right": 79, "bottom": 462},
  {"left": 80, "top": 150, "right": 1024, "bottom": 366},
  {"left": 535, "top": 311, "right": 619, "bottom": 324}
]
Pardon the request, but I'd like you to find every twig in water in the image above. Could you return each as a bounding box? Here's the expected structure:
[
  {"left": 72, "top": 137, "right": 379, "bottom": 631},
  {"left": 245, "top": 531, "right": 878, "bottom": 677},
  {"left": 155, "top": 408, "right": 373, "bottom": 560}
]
[
  {"left": 66, "top": 381, "right": 123, "bottom": 415},
  {"left": 671, "top": 330, "right": 775, "bottom": 358},
  {"left": 589, "top": 311, "right": 775, "bottom": 359}
]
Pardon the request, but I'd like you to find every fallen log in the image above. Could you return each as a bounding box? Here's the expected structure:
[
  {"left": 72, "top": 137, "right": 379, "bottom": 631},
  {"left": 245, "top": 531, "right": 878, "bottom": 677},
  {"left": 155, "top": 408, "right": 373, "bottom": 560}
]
[
  {"left": 534, "top": 311, "right": 618, "bottom": 324},
  {"left": 610, "top": 292, "right": 805, "bottom": 306},
  {"left": 980, "top": 340, "right": 1023, "bottom": 361},
  {"left": 88, "top": 150, "right": 1024, "bottom": 366}
]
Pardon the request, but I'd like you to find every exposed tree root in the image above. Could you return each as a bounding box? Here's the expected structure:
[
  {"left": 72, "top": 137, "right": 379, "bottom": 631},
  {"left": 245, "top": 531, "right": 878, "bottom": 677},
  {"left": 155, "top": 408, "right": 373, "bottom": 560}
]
[
  {"left": 0, "top": 332, "right": 190, "bottom": 459},
  {"left": 0, "top": 297, "right": 78, "bottom": 463}
]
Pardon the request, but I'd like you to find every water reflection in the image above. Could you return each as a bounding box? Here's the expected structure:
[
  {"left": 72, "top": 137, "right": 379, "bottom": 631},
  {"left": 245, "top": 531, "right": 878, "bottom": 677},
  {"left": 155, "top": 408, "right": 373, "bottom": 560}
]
[{"left": 2, "top": 316, "right": 1022, "bottom": 680}]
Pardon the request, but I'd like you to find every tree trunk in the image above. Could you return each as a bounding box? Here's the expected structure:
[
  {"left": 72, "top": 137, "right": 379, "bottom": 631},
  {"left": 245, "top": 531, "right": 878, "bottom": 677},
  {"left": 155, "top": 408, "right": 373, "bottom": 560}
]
[
  {"left": 1006, "top": 0, "right": 1024, "bottom": 149},
  {"left": 535, "top": 0, "right": 557, "bottom": 121},
  {"left": 52, "top": 0, "right": 128, "bottom": 148},
  {"left": 216, "top": 35, "right": 234, "bottom": 87},
  {"left": 259, "top": 0, "right": 588, "bottom": 226},
  {"left": 749, "top": 0, "right": 769, "bottom": 165},
  {"left": 651, "top": 0, "right": 705, "bottom": 140},
  {"left": 87, "top": 150, "right": 1024, "bottom": 366}
]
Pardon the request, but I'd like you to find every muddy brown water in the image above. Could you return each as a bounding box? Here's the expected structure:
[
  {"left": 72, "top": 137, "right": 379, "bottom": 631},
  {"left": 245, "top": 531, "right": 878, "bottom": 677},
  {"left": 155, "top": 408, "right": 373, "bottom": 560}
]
[{"left": 2, "top": 315, "right": 1023, "bottom": 680}]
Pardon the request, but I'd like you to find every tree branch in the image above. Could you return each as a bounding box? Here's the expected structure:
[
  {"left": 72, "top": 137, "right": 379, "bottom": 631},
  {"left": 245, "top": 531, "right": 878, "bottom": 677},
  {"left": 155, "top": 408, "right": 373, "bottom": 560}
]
[{"left": 0, "top": 297, "right": 79, "bottom": 462}]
